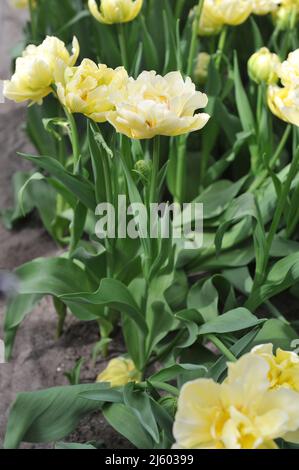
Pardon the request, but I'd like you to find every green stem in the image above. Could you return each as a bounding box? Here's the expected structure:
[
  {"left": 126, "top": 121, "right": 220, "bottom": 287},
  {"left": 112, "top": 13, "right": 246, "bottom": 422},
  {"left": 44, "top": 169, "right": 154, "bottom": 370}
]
[
  {"left": 206, "top": 334, "right": 237, "bottom": 362},
  {"left": 265, "top": 146, "right": 299, "bottom": 261},
  {"left": 186, "top": 0, "right": 204, "bottom": 77},
  {"left": 249, "top": 125, "right": 291, "bottom": 192},
  {"left": 149, "top": 137, "right": 161, "bottom": 205},
  {"left": 64, "top": 108, "right": 81, "bottom": 256},
  {"left": 175, "top": 0, "right": 204, "bottom": 204},
  {"left": 247, "top": 146, "right": 299, "bottom": 309},
  {"left": 149, "top": 381, "right": 179, "bottom": 397},
  {"left": 215, "top": 26, "right": 227, "bottom": 70},
  {"left": 117, "top": 23, "right": 129, "bottom": 70},
  {"left": 29, "top": 0, "right": 37, "bottom": 42},
  {"left": 175, "top": 0, "right": 186, "bottom": 18},
  {"left": 175, "top": 135, "right": 187, "bottom": 203},
  {"left": 64, "top": 108, "right": 80, "bottom": 172}
]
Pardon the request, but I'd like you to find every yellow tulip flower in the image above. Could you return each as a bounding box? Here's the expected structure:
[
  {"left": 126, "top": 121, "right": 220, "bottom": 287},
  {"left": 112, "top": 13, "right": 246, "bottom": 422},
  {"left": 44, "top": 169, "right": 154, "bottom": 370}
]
[
  {"left": 251, "top": 344, "right": 299, "bottom": 392},
  {"left": 173, "top": 354, "right": 299, "bottom": 449},
  {"left": 107, "top": 71, "right": 210, "bottom": 139},
  {"left": 88, "top": 0, "right": 143, "bottom": 25},
  {"left": 267, "top": 85, "right": 299, "bottom": 126},
  {"left": 4, "top": 36, "right": 80, "bottom": 104},
  {"left": 279, "top": 49, "right": 299, "bottom": 88},
  {"left": 197, "top": 4, "right": 224, "bottom": 36},
  {"left": 252, "top": 0, "right": 280, "bottom": 15},
  {"left": 56, "top": 59, "right": 128, "bottom": 122},
  {"left": 96, "top": 357, "right": 141, "bottom": 387},
  {"left": 248, "top": 47, "right": 280, "bottom": 85},
  {"left": 200, "top": 0, "right": 252, "bottom": 30}
]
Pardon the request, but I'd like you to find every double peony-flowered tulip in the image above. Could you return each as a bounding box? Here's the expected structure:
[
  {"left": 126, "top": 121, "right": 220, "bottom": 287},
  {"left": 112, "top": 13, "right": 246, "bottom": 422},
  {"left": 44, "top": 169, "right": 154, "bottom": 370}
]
[
  {"left": 57, "top": 59, "right": 128, "bottom": 122},
  {"left": 88, "top": 0, "right": 143, "bottom": 25},
  {"left": 198, "top": 0, "right": 252, "bottom": 36},
  {"left": 252, "top": 0, "right": 280, "bottom": 15},
  {"left": 267, "top": 48, "right": 299, "bottom": 127},
  {"left": 107, "top": 71, "right": 210, "bottom": 139},
  {"left": 173, "top": 344, "right": 299, "bottom": 449},
  {"left": 4, "top": 36, "right": 209, "bottom": 140},
  {"left": 3, "top": 36, "right": 80, "bottom": 104},
  {"left": 96, "top": 357, "right": 141, "bottom": 387}
]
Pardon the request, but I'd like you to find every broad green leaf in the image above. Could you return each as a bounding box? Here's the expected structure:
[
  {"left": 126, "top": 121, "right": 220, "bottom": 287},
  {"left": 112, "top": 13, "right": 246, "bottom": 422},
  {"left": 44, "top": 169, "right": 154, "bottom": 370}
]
[
  {"left": 197, "top": 308, "right": 265, "bottom": 335},
  {"left": 61, "top": 278, "right": 148, "bottom": 334},
  {"left": 123, "top": 384, "right": 160, "bottom": 443},
  {"left": 4, "top": 384, "right": 109, "bottom": 449},
  {"left": 103, "top": 403, "right": 154, "bottom": 449}
]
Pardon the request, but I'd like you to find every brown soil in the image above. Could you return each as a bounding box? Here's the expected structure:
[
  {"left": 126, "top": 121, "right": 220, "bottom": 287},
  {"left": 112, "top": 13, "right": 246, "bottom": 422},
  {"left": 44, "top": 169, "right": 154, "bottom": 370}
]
[{"left": 0, "top": 1, "right": 132, "bottom": 449}]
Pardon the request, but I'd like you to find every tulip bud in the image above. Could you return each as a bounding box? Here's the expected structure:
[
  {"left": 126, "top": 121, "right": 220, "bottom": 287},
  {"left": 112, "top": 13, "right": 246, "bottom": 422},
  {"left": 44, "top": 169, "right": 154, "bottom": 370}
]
[
  {"left": 248, "top": 47, "right": 280, "bottom": 85},
  {"left": 194, "top": 52, "right": 211, "bottom": 86},
  {"left": 96, "top": 357, "right": 141, "bottom": 387},
  {"left": 134, "top": 160, "right": 152, "bottom": 182},
  {"left": 88, "top": 0, "right": 143, "bottom": 25}
]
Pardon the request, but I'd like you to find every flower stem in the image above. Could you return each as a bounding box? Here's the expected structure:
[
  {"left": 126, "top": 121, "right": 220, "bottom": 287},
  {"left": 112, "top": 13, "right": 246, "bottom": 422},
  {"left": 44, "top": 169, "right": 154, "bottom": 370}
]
[
  {"left": 215, "top": 26, "right": 227, "bottom": 69},
  {"left": 175, "top": 135, "right": 187, "bottom": 203},
  {"left": 64, "top": 108, "right": 80, "bottom": 172},
  {"left": 265, "top": 146, "right": 299, "bottom": 262},
  {"left": 64, "top": 108, "right": 81, "bottom": 256},
  {"left": 247, "top": 146, "right": 299, "bottom": 309},
  {"left": 149, "top": 381, "right": 179, "bottom": 397},
  {"left": 249, "top": 125, "right": 291, "bottom": 192},
  {"left": 186, "top": 0, "right": 204, "bottom": 77},
  {"left": 117, "top": 23, "right": 129, "bottom": 71},
  {"left": 206, "top": 334, "right": 237, "bottom": 362},
  {"left": 29, "top": 0, "right": 37, "bottom": 42},
  {"left": 149, "top": 137, "right": 161, "bottom": 204},
  {"left": 175, "top": 0, "right": 186, "bottom": 18}
]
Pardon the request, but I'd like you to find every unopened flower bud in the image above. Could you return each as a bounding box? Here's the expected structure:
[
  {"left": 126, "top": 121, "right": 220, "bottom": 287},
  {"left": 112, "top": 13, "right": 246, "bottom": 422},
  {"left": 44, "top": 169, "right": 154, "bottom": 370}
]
[
  {"left": 134, "top": 160, "right": 152, "bottom": 181},
  {"left": 194, "top": 52, "right": 211, "bottom": 86},
  {"left": 248, "top": 47, "right": 280, "bottom": 85}
]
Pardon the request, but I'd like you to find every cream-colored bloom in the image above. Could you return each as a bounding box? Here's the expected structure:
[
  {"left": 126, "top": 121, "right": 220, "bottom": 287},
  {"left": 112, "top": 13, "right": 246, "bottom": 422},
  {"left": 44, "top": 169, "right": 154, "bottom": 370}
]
[
  {"left": 88, "top": 0, "right": 143, "bottom": 24},
  {"left": 57, "top": 59, "right": 128, "bottom": 122},
  {"left": 173, "top": 354, "right": 299, "bottom": 449},
  {"left": 248, "top": 47, "right": 280, "bottom": 85},
  {"left": 108, "top": 71, "right": 210, "bottom": 139},
  {"left": 251, "top": 344, "right": 299, "bottom": 392},
  {"left": 267, "top": 85, "right": 299, "bottom": 126},
  {"left": 194, "top": 52, "right": 211, "bottom": 85},
  {"left": 96, "top": 357, "right": 141, "bottom": 387},
  {"left": 197, "top": 4, "right": 223, "bottom": 36},
  {"left": 201, "top": 0, "right": 252, "bottom": 28},
  {"left": 279, "top": 49, "right": 299, "bottom": 88},
  {"left": 4, "top": 36, "right": 80, "bottom": 104},
  {"left": 252, "top": 0, "right": 280, "bottom": 15}
]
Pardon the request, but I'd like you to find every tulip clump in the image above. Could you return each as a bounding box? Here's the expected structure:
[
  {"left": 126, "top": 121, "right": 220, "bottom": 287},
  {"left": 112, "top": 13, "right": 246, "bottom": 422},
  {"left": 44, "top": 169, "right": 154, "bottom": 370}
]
[{"left": 173, "top": 344, "right": 299, "bottom": 449}]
